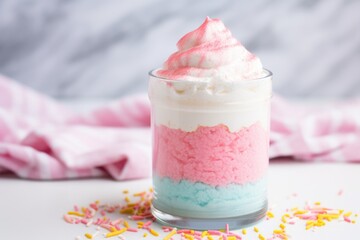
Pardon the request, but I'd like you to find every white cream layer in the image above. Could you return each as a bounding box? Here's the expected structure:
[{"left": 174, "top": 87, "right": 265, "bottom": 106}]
[{"left": 149, "top": 72, "right": 271, "bottom": 132}]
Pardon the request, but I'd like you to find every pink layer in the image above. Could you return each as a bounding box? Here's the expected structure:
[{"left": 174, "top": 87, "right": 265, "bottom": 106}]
[{"left": 153, "top": 122, "right": 268, "bottom": 186}]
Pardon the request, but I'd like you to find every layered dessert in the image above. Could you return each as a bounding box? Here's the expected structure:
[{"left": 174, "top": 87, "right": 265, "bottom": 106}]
[{"left": 149, "top": 17, "right": 272, "bottom": 222}]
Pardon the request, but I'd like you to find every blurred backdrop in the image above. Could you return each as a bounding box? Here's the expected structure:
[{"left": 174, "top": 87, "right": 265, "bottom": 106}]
[{"left": 0, "top": 0, "right": 359, "bottom": 100}]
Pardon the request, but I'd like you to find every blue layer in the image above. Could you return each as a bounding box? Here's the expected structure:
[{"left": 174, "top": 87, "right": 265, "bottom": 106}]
[{"left": 152, "top": 176, "right": 267, "bottom": 218}]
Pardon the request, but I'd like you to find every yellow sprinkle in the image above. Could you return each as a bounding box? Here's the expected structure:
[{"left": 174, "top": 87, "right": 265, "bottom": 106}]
[
  {"left": 149, "top": 228, "right": 159, "bottom": 237},
  {"left": 124, "top": 221, "right": 130, "bottom": 228},
  {"left": 344, "top": 212, "right": 352, "bottom": 217},
  {"left": 355, "top": 214, "right": 358, "bottom": 217},
  {"left": 143, "top": 233, "right": 148, "bottom": 237},
  {"left": 280, "top": 223, "right": 286, "bottom": 229},
  {"left": 306, "top": 220, "right": 315, "bottom": 226},
  {"left": 207, "top": 235, "right": 214, "bottom": 240},
  {"left": 95, "top": 200, "right": 100, "bottom": 204},
  {"left": 133, "top": 191, "right": 146, "bottom": 197},
  {"left": 314, "top": 201, "right": 321, "bottom": 205},
  {"left": 242, "top": 229, "right": 247, "bottom": 235},
  {"left": 163, "top": 228, "right": 177, "bottom": 240},
  {"left": 267, "top": 211, "right": 275, "bottom": 218},
  {"left": 227, "top": 237, "right": 237, "bottom": 240},
  {"left": 253, "top": 227, "right": 259, "bottom": 233},
  {"left": 294, "top": 210, "right": 308, "bottom": 215},
  {"left": 120, "top": 208, "right": 135, "bottom": 215},
  {"left": 259, "top": 234, "right": 265, "bottom": 240},
  {"left": 281, "top": 216, "right": 287, "bottom": 223},
  {"left": 273, "top": 229, "right": 283, "bottom": 234},
  {"left": 125, "top": 197, "right": 131, "bottom": 203},
  {"left": 352, "top": 220, "right": 356, "bottom": 224},
  {"left": 110, "top": 227, "right": 117, "bottom": 232},
  {"left": 84, "top": 233, "right": 93, "bottom": 239},
  {"left": 339, "top": 209, "right": 344, "bottom": 214},
  {"left": 184, "top": 234, "right": 194, "bottom": 240},
  {"left": 105, "top": 228, "right": 127, "bottom": 238},
  {"left": 201, "top": 231, "right": 208, "bottom": 238},
  {"left": 149, "top": 187, "right": 154, "bottom": 192},
  {"left": 67, "top": 211, "right": 85, "bottom": 217},
  {"left": 123, "top": 190, "right": 129, "bottom": 194},
  {"left": 81, "top": 207, "right": 87, "bottom": 213}
]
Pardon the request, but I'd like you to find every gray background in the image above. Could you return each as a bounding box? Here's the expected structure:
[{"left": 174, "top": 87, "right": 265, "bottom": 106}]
[{"left": 0, "top": 0, "right": 359, "bottom": 100}]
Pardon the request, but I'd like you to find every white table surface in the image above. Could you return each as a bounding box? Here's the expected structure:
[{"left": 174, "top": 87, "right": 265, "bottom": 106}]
[{"left": 1, "top": 161, "right": 359, "bottom": 240}]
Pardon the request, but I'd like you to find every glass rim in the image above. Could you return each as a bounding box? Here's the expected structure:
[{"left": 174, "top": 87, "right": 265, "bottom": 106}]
[{"left": 148, "top": 68, "right": 272, "bottom": 83}]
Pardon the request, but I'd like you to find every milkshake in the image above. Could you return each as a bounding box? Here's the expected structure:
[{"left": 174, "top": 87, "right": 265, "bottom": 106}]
[{"left": 148, "top": 17, "right": 272, "bottom": 229}]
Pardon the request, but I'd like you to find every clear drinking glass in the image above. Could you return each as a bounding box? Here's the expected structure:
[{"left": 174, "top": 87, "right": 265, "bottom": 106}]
[{"left": 148, "top": 69, "right": 272, "bottom": 230}]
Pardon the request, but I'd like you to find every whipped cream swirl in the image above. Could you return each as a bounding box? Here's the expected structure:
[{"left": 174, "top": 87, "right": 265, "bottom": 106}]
[{"left": 157, "top": 17, "right": 264, "bottom": 81}]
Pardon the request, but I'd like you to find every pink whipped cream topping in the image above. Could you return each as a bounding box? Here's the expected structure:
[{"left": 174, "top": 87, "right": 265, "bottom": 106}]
[
  {"left": 157, "top": 17, "right": 264, "bottom": 81},
  {"left": 153, "top": 122, "right": 268, "bottom": 186}
]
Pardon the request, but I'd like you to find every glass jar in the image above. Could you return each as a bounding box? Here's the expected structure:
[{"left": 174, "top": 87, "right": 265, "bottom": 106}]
[{"left": 148, "top": 69, "right": 272, "bottom": 230}]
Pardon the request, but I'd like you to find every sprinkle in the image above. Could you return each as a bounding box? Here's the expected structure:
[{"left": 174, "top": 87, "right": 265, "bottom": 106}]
[
  {"left": 314, "top": 202, "right": 321, "bottom": 205},
  {"left": 352, "top": 220, "right": 356, "bottom": 224},
  {"left": 225, "top": 224, "right": 229, "bottom": 234},
  {"left": 123, "top": 190, "right": 129, "bottom": 194},
  {"left": 164, "top": 228, "right": 177, "bottom": 240},
  {"left": 241, "top": 229, "right": 247, "bottom": 235},
  {"left": 105, "top": 228, "right": 127, "bottom": 238},
  {"left": 343, "top": 212, "right": 352, "bottom": 217},
  {"left": 253, "top": 227, "right": 259, "bottom": 233},
  {"left": 143, "top": 233, "right": 148, "bottom": 237},
  {"left": 279, "top": 223, "right": 286, "bottom": 230},
  {"left": 273, "top": 229, "right": 284, "bottom": 234},
  {"left": 123, "top": 221, "right": 130, "bottom": 228},
  {"left": 86, "top": 220, "right": 93, "bottom": 227},
  {"left": 267, "top": 211, "right": 275, "bottom": 218},
  {"left": 149, "top": 228, "right": 159, "bottom": 237},
  {"left": 68, "top": 211, "right": 85, "bottom": 217},
  {"left": 337, "top": 189, "right": 343, "bottom": 196},
  {"left": 207, "top": 230, "right": 222, "bottom": 235},
  {"left": 84, "top": 233, "right": 93, "bottom": 239},
  {"left": 258, "top": 234, "right": 266, "bottom": 240},
  {"left": 127, "top": 228, "right": 138, "bottom": 232},
  {"left": 344, "top": 216, "right": 351, "bottom": 223},
  {"left": 64, "top": 215, "right": 74, "bottom": 224},
  {"left": 207, "top": 236, "right": 214, "bottom": 240}
]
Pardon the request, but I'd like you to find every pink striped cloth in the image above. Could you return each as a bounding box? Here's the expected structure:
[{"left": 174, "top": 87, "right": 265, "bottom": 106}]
[
  {"left": 0, "top": 75, "right": 151, "bottom": 180},
  {"left": 0, "top": 75, "right": 359, "bottom": 180}
]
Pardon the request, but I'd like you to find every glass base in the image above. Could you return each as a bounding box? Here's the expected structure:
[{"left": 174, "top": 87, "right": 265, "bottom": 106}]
[{"left": 151, "top": 201, "right": 267, "bottom": 230}]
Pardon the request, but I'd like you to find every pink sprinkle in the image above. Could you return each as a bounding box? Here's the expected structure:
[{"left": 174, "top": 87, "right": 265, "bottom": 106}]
[
  {"left": 75, "top": 219, "right": 80, "bottom": 224},
  {"left": 131, "top": 215, "right": 145, "bottom": 220},
  {"left": 338, "top": 189, "right": 344, "bottom": 196},
  {"left": 63, "top": 214, "right": 74, "bottom": 224},
  {"left": 177, "top": 229, "right": 192, "bottom": 234},
  {"left": 81, "top": 219, "right": 88, "bottom": 224},
  {"left": 207, "top": 230, "right": 222, "bottom": 235},
  {"left": 162, "top": 226, "right": 173, "bottom": 230},
  {"left": 127, "top": 228, "right": 138, "bottom": 232},
  {"left": 193, "top": 231, "right": 202, "bottom": 236},
  {"left": 288, "top": 221, "right": 296, "bottom": 225},
  {"left": 225, "top": 224, "right": 229, "bottom": 234},
  {"left": 143, "top": 221, "right": 153, "bottom": 227},
  {"left": 344, "top": 216, "right": 351, "bottom": 223},
  {"left": 90, "top": 203, "right": 98, "bottom": 211},
  {"left": 100, "top": 224, "right": 113, "bottom": 231},
  {"left": 228, "top": 232, "right": 243, "bottom": 239},
  {"left": 86, "top": 220, "right": 93, "bottom": 227},
  {"left": 74, "top": 205, "right": 79, "bottom": 212},
  {"left": 100, "top": 210, "right": 106, "bottom": 216},
  {"left": 111, "top": 218, "right": 123, "bottom": 225}
]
